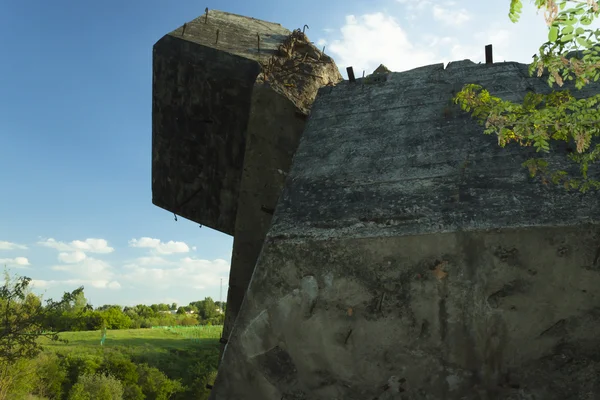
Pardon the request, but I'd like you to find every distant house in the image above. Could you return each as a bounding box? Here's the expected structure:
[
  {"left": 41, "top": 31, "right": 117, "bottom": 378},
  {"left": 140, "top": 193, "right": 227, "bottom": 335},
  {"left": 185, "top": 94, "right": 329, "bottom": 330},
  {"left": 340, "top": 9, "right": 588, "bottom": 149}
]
[{"left": 216, "top": 307, "right": 224, "bottom": 314}]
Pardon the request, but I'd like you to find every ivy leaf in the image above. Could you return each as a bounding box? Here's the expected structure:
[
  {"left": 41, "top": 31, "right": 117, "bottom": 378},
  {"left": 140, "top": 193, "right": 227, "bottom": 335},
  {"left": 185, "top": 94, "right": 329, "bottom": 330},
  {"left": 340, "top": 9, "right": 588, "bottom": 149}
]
[
  {"left": 576, "top": 36, "right": 593, "bottom": 48},
  {"left": 549, "top": 26, "right": 559, "bottom": 41}
]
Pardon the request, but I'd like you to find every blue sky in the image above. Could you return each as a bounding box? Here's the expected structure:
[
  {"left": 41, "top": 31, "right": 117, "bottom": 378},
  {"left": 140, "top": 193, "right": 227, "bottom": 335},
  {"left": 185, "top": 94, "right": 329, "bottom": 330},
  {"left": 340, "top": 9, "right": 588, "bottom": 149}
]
[{"left": 0, "top": 0, "right": 578, "bottom": 307}]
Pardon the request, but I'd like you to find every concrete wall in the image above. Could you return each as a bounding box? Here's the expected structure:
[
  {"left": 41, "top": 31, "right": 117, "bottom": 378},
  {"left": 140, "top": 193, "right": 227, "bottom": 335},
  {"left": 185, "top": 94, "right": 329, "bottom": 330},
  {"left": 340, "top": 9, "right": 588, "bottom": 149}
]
[
  {"left": 210, "top": 60, "right": 600, "bottom": 399},
  {"left": 222, "top": 86, "right": 311, "bottom": 359}
]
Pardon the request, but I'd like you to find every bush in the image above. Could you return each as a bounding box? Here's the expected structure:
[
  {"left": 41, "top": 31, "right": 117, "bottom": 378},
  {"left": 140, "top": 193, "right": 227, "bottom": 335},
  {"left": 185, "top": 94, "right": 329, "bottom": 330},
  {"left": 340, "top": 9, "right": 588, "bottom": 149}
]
[
  {"left": 123, "top": 383, "right": 145, "bottom": 400},
  {"left": 0, "top": 358, "right": 39, "bottom": 399},
  {"left": 33, "top": 352, "right": 67, "bottom": 399},
  {"left": 137, "top": 363, "right": 184, "bottom": 400},
  {"left": 60, "top": 353, "right": 102, "bottom": 395},
  {"left": 98, "top": 351, "right": 138, "bottom": 386},
  {"left": 68, "top": 373, "right": 124, "bottom": 400}
]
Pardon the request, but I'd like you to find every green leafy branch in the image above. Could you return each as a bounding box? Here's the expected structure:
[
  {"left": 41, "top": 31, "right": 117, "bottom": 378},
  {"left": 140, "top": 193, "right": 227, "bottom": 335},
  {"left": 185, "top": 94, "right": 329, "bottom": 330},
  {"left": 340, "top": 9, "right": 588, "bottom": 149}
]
[
  {"left": 455, "top": 0, "right": 600, "bottom": 192},
  {"left": 454, "top": 84, "right": 600, "bottom": 192}
]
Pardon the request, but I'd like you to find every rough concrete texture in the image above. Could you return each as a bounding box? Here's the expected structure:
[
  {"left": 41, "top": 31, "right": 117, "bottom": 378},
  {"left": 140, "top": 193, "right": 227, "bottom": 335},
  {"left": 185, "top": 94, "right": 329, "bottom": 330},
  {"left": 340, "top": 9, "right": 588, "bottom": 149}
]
[
  {"left": 211, "top": 60, "right": 600, "bottom": 399},
  {"left": 152, "top": 10, "right": 291, "bottom": 235},
  {"left": 150, "top": 10, "right": 342, "bottom": 363},
  {"left": 221, "top": 29, "right": 343, "bottom": 360}
]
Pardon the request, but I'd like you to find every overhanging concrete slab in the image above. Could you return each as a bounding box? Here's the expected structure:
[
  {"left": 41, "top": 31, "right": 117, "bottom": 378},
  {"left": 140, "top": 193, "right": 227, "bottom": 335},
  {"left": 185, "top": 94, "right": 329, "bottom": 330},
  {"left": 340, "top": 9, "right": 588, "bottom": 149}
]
[{"left": 152, "top": 10, "right": 291, "bottom": 235}]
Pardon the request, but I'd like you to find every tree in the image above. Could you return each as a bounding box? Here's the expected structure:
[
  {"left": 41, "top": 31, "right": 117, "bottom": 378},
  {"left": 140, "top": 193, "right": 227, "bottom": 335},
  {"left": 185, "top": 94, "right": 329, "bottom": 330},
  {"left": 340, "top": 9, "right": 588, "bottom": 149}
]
[
  {"left": 170, "top": 302, "right": 177, "bottom": 311},
  {"left": 67, "top": 373, "right": 124, "bottom": 400},
  {"left": 455, "top": 0, "right": 600, "bottom": 191},
  {"left": 100, "top": 307, "right": 132, "bottom": 330},
  {"left": 196, "top": 297, "right": 219, "bottom": 321},
  {"left": 0, "top": 270, "right": 83, "bottom": 363}
]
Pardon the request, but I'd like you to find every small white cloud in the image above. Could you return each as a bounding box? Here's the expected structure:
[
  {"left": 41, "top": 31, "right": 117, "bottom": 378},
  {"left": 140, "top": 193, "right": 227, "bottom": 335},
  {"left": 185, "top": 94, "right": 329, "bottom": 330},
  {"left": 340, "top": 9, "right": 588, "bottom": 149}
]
[
  {"left": 29, "top": 279, "right": 121, "bottom": 290},
  {"left": 0, "top": 257, "right": 30, "bottom": 267},
  {"left": 71, "top": 239, "right": 114, "bottom": 254},
  {"left": 191, "top": 246, "right": 197, "bottom": 252},
  {"left": 432, "top": 5, "right": 471, "bottom": 26},
  {"left": 58, "top": 251, "right": 87, "bottom": 264},
  {"left": 121, "top": 257, "right": 229, "bottom": 290},
  {"left": 107, "top": 281, "right": 121, "bottom": 289},
  {"left": 38, "top": 238, "right": 114, "bottom": 254},
  {"left": 30, "top": 279, "right": 50, "bottom": 289},
  {"left": 88, "top": 280, "right": 121, "bottom": 289},
  {"left": 51, "top": 257, "right": 114, "bottom": 281},
  {"left": 0, "top": 241, "right": 27, "bottom": 250},
  {"left": 128, "top": 237, "right": 190, "bottom": 255}
]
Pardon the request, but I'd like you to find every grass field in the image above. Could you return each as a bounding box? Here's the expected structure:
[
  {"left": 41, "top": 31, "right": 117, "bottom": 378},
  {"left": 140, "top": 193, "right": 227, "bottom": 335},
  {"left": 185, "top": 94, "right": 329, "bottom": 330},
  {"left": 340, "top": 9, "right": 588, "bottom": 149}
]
[
  {"left": 39, "top": 325, "right": 223, "bottom": 359},
  {"left": 31, "top": 326, "right": 223, "bottom": 400}
]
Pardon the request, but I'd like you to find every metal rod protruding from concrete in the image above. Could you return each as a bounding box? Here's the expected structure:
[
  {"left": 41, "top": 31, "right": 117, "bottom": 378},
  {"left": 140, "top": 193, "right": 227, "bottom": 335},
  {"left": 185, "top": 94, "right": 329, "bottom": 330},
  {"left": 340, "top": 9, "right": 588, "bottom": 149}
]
[
  {"left": 181, "top": 23, "right": 187, "bottom": 36},
  {"left": 257, "top": 33, "right": 260, "bottom": 53},
  {"left": 485, "top": 44, "right": 493, "bottom": 64},
  {"left": 303, "top": 24, "right": 309, "bottom": 33},
  {"left": 347, "top": 67, "right": 356, "bottom": 82},
  {"left": 205, "top": 7, "right": 209, "bottom": 23},
  {"left": 216, "top": 29, "right": 219, "bottom": 44}
]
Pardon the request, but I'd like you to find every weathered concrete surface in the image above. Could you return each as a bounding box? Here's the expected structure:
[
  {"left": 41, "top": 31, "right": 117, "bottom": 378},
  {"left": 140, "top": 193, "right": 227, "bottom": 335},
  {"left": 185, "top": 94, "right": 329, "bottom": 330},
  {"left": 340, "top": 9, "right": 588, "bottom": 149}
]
[
  {"left": 150, "top": 10, "right": 343, "bottom": 364},
  {"left": 211, "top": 60, "right": 600, "bottom": 399},
  {"left": 152, "top": 10, "right": 291, "bottom": 235},
  {"left": 221, "top": 30, "right": 343, "bottom": 361}
]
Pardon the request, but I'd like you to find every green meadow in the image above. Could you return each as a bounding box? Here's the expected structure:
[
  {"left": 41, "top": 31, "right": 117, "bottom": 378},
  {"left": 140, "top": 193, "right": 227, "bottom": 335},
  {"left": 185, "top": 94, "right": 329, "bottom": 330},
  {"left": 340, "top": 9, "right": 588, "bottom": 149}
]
[{"left": 9, "top": 326, "right": 224, "bottom": 400}]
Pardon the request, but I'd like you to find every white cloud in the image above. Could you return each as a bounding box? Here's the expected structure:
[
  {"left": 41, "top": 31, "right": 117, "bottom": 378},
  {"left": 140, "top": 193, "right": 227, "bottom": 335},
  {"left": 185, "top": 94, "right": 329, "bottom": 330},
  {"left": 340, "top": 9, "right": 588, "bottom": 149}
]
[
  {"left": 324, "top": 1, "right": 556, "bottom": 79},
  {"left": 30, "top": 279, "right": 121, "bottom": 290},
  {"left": 0, "top": 257, "right": 30, "bottom": 267},
  {"left": 0, "top": 241, "right": 27, "bottom": 250},
  {"left": 51, "top": 257, "right": 114, "bottom": 281},
  {"left": 325, "top": 13, "right": 438, "bottom": 77},
  {"left": 120, "top": 257, "right": 229, "bottom": 290},
  {"left": 432, "top": 5, "right": 471, "bottom": 26},
  {"left": 107, "top": 281, "right": 121, "bottom": 289},
  {"left": 71, "top": 239, "right": 114, "bottom": 254},
  {"left": 58, "top": 251, "right": 87, "bottom": 264},
  {"left": 128, "top": 237, "right": 190, "bottom": 255},
  {"left": 38, "top": 238, "right": 114, "bottom": 254}
]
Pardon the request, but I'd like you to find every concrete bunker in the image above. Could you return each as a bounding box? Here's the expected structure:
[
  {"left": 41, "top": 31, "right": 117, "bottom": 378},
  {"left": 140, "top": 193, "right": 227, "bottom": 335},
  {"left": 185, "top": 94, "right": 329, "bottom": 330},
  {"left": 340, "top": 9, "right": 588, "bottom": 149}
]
[{"left": 152, "top": 10, "right": 600, "bottom": 400}]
